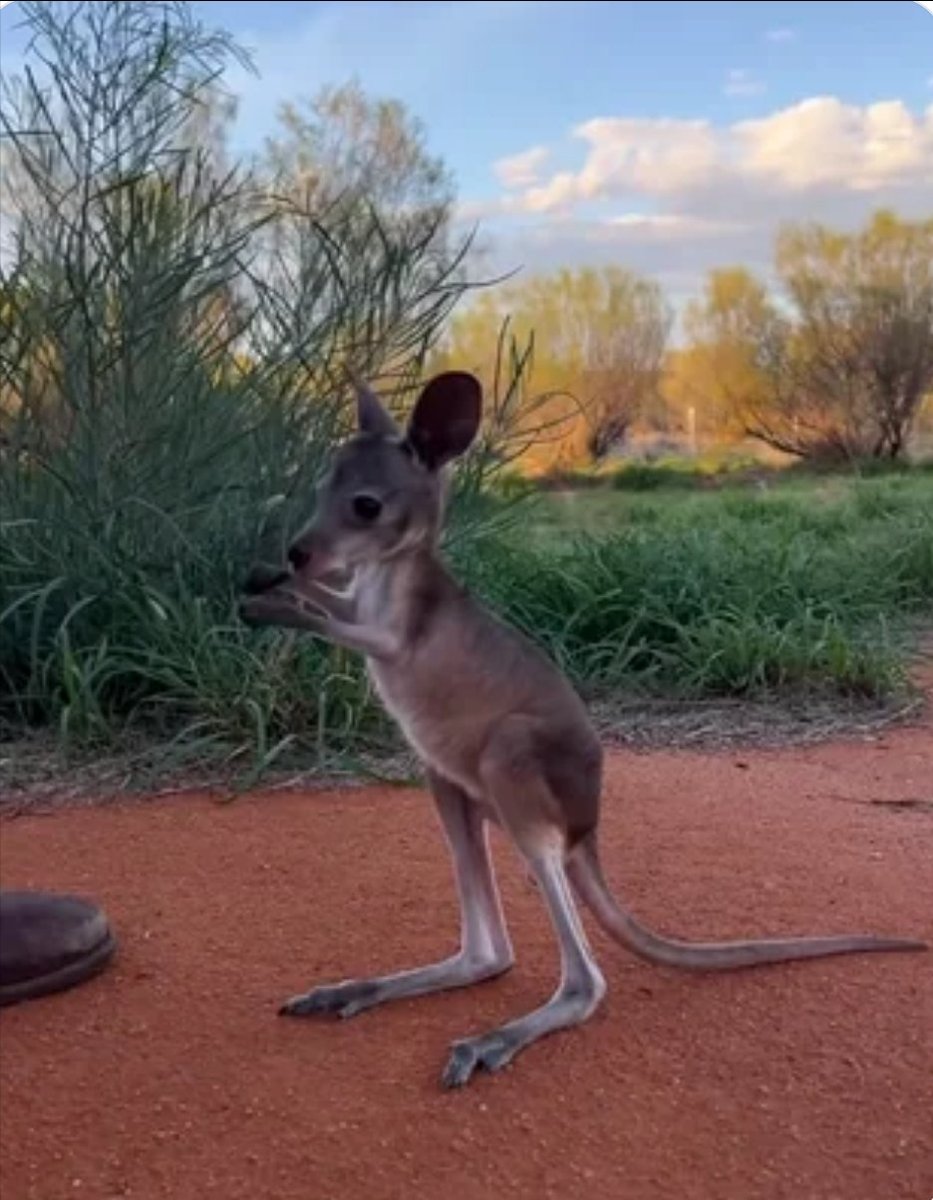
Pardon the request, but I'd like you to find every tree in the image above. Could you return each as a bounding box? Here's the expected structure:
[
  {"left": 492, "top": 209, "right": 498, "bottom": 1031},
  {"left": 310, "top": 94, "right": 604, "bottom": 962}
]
[
  {"left": 675, "top": 268, "right": 776, "bottom": 441},
  {"left": 262, "top": 79, "right": 455, "bottom": 263},
  {"left": 761, "top": 211, "right": 933, "bottom": 460},
  {"left": 0, "top": 0, "right": 258, "bottom": 464},
  {"left": 255, "top": 79, "right": 470, "bottom": 400},
  {"left": 571, "top": 268, "right": 672, "bottom": 459},
  {"left": 439, "top": 267, "right": 671, "bottom": 468},
  {"left": 682, "top": 213, "right": 933, "bottom": 462}
]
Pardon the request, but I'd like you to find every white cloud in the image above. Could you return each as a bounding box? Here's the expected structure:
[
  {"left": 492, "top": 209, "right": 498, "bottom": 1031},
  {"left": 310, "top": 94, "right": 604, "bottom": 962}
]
[
  {"left": 735, "top": 97, "right": 932, "bottom": 191},
  {"left": 607, "top": 213, "right": 740, "bottom": 237},
  {"left": 494, "top": 145, "right": 551, "bottom": 189},
  {"left": 488, "top": 98, "right": 933, "bottom": 217},
  {"left": 460, "top": 96, "right": 933, "bottom": 302},
  {"left": 765, "top": 28, "right": 796, "bottom": 43},
  {"left": 723, "top": 68, "right": 766, "bottom": 98}
]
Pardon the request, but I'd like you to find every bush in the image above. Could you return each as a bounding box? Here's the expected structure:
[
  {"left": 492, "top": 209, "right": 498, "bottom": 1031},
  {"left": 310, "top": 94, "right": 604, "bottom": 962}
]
[
  {"left": 610, "top": 463, "right": 696, "bottom": 491},
  {"left": 0, "top": 1, "right": 516, "bottom": 774}
]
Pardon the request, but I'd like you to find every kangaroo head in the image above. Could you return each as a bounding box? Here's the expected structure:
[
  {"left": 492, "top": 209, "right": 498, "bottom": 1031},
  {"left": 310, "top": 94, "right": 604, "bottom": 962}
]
[{"left": 242, "top": 371, "right": 482, "bottom": 603}]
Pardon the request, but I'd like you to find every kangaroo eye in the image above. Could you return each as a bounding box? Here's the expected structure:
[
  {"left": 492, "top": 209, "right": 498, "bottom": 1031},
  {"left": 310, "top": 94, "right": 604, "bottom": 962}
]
[{"left": 352, "top": 494, "right": 383, "bottom": 522}]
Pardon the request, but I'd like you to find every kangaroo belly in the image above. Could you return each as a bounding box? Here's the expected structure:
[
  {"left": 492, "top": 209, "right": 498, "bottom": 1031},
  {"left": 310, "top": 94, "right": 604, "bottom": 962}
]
[{"left": 366, "top": 658, "right": 492, "bottom": 796}]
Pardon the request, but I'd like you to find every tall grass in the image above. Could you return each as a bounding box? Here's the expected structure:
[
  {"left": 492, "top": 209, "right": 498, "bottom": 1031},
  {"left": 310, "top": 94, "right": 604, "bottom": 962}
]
[
  {"left": 0, "top": 1, "right": 530, "bottom": 775},
  {"left": 466, "top": 475, "right": 933, "bottom": 701}
]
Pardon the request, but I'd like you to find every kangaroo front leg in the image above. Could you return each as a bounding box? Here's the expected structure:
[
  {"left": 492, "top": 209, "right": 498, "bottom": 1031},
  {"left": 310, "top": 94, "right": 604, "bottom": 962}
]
[
  {"left": 442, "top": 840, "right": 606, "bottom": 1088},
  {"left": 241, "top": 587, "right": 401, "bottom": 660},
  {"left": 280, "top": 775, "right": 513, "bottom": 1020}
]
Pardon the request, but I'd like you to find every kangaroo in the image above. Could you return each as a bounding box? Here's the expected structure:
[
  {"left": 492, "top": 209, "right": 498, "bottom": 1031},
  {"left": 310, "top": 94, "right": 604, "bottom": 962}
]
[{"left": 240, "top": 370, "right": 927, "bottom": 1089}]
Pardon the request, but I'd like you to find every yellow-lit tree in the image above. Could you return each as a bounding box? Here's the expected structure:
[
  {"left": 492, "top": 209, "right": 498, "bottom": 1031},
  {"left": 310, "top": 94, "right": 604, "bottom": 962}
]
[
  {"left": 669, "top": 268, "right": 775, "bottom": 442},
  {"left": 437, "top": 266, "right": 671, "bottom": 470},
  {"left": 758, "top": 210, "right": 933, "bottom": 460},
  {"left": 676, "top": 213, "right": 933, "bottom": 461}
]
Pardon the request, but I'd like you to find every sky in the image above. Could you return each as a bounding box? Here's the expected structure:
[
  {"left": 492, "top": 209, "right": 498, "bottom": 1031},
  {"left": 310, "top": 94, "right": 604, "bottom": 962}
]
[{"left": 1, "top": 0, "right": 932, "bottom": 310}]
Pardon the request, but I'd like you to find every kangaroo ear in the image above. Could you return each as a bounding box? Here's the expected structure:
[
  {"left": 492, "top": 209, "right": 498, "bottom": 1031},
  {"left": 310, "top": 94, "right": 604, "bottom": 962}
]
[
  {"left": 405, "top": 372, "right": 482, "bottom": 470},
  {"left": 353, "top": 377, "right": 400, "bottom": 438}
]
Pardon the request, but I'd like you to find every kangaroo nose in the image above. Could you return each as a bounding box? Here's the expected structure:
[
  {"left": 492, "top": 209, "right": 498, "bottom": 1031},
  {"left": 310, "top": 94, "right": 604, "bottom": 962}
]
[{"left": 287, "top": 543, "right": 310, "bottom": 571}]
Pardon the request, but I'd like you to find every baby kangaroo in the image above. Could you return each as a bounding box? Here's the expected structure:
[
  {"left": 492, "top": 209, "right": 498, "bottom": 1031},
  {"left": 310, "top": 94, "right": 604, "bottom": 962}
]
[{"left": 240, "top": 370, "right": 927, "bottom": 1089}]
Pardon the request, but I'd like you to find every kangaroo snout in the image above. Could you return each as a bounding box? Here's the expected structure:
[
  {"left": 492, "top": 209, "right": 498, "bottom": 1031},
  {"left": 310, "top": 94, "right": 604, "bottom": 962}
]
[{"left": 287, "top": 530, "right": 346, "bottom": 583}]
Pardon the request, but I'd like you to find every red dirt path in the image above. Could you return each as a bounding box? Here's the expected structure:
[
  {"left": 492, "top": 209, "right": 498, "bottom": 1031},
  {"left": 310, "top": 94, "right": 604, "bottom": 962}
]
[{"left": 1, "top": 726, "right": 931, "bottom": 1200}]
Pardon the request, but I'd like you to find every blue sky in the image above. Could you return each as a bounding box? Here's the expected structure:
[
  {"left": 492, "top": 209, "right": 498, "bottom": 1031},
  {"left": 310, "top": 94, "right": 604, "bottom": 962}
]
[
  {"left": 2, "top": 1, "right": 931, "bottom": 306},
  {"left": 207, "top": 1, "right": 933, "bottom": 196}
]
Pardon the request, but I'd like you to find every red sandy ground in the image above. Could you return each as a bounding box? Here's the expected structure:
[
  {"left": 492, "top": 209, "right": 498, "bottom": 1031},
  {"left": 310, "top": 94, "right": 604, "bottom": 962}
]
[{"left": 1, "top": 725, "right": 931, "bottom": 1200}]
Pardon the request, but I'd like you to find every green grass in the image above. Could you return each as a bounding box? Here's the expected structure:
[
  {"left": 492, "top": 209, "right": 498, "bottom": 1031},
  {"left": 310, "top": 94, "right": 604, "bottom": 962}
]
[
  {"left": 2, "top": 470, "right": 931, "bottom": 785},
  {"left": 460, "top": 473, "right": 933, "bottom": 701},
  {"left": 532, "top": 449, "right": 933, "bottom": 497}
]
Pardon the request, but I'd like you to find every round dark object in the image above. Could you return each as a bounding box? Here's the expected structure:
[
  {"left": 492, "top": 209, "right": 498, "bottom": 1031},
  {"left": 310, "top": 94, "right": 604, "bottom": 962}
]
[{"left": 0, "top": 890, "right": 117, "bottom": 1007}]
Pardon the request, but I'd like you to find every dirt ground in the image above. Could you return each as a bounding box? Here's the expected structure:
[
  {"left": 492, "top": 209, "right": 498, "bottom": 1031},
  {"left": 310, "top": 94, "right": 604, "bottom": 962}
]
[{"left": 1, "top": 721, "right": 931, "bottom": 1200}]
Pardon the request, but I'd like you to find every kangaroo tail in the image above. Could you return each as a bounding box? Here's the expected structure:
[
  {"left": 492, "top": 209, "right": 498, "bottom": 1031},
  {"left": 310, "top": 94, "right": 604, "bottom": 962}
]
[{"left": 566, "top": 835, "right": 927, "bottom": 971}]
